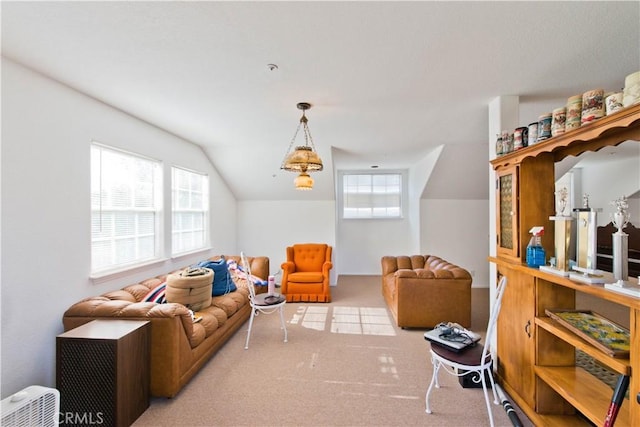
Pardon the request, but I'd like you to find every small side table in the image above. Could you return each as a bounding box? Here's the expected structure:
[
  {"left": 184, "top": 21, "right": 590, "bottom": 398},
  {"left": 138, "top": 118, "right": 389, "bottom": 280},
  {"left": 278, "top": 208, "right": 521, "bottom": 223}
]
[{"left": 57, "top": 320, "right": 150, "bottom": 427}]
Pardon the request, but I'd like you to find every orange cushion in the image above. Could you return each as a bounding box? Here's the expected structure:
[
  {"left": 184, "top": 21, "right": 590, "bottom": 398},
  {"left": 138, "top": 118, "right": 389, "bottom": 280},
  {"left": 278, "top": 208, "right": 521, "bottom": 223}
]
[
  {"left": 292, "top": 244, "right": 328, "bottom": 272},
  {"left": 288, "top": 272, "right": 324, "bottom": 283}
]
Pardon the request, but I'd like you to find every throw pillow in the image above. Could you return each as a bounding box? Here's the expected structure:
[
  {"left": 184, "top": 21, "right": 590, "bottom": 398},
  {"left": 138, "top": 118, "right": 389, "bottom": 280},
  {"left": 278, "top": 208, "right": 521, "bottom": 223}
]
[
  {"left": 198, "top": 258, "right": 237, "bottom": 296},
  {"left": 143, "top": 282, "right": 167, "bottom": 304}
]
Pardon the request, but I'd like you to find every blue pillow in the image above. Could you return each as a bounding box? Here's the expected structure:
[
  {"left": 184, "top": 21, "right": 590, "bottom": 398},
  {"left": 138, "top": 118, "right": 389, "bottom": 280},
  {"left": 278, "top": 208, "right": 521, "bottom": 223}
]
[{"left": 198, "top": 258, "right": 237, "bottom": 296}]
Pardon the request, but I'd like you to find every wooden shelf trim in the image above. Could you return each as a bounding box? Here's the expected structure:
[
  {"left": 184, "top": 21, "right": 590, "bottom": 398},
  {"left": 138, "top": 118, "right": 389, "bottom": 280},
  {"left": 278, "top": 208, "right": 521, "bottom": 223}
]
[
  {"left": 489, "top": 256, "right": 640, "bottom": 310},
  {"left": 535, "top": 366, "right": 631, "bottom": 427},
  {"left": 491, "top": 103, "right": 640, "bottom": 170},
  {"left": 535, "top": 316, "right": 631, "bottom": 375}
]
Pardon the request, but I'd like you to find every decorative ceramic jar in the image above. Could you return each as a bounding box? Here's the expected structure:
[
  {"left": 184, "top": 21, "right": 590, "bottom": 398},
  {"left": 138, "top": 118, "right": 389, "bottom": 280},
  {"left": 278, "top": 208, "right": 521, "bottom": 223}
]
[
  {"left": 513, "top": 128, "right": 524, "bottom": 150},
  {"left": 501, "top": 131, "right": 513, "bottom": 154},
  {"left": 605, "top": 92, "right": 624, "bottom": 115},
  {"left": 581, "top": 89, "right": 605, "bottom": 124},
  {"left": 537, "top": 113, "right": 552, "bottom": 142},
  {"left": 565, "top": 95, "right": 582, "bottom": 131},
  {"left": 551, "top": 107, "right": 566, "bottom": 137},
  {"left": 515, "top": 126, "right": 528, "bottom": 149},
  {"left": 527, "top": 122, "right": 538, "bottom": 145},
  {"left": 623, "top": 70, "right": 640, "bottom": 107}
]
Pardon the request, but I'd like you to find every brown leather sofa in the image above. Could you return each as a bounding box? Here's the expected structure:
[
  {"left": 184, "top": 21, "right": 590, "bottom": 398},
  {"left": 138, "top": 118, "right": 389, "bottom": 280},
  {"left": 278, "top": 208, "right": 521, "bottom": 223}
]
[
  {"left": 381, "top": 255, "right": 472, "bottom": 328},
  {"left": 63, "top": 255, "right": 268, "bottom": 398}
]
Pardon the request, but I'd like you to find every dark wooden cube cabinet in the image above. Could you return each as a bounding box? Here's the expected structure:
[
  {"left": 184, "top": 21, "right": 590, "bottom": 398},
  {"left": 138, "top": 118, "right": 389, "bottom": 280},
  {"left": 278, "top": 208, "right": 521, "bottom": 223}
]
[{"left": 57, "top": 320, "right": 150, "bottom": 427}]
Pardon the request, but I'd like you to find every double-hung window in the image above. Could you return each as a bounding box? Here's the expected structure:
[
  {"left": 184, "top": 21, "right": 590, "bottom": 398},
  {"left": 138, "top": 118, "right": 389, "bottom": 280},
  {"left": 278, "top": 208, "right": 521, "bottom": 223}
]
[
  {"left": 171, "top": 167, "right": 209, "bottom": 256},
  {"left": 91, "top": 143, "right": 162, "bottom": 274},
  {"left": 341, "top": 172, "right": 403, "bottom": 219}
]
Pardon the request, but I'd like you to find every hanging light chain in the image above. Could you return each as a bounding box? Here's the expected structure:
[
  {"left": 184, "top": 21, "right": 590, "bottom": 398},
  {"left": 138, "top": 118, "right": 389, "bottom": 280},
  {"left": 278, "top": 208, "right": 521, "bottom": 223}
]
[
  {"left": 301, "top": 113, "right": 318, "bottom": 153},
  {"left": 281, "top": 119, "right": 304, "bottom": 169}
]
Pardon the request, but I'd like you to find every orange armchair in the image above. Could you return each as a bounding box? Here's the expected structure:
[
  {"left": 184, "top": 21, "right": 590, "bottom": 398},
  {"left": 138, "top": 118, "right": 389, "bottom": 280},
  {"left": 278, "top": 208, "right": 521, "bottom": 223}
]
[{"left": 281, "top": 243, "right": 332, "bottom": 302}]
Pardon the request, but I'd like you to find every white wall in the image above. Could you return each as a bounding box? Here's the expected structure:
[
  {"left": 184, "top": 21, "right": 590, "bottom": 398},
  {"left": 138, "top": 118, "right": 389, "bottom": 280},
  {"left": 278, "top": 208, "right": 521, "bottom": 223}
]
[
  {"left": 421, "top": 199, "right": 490, "bottom": 287},
  {"left": 237, "top": 200, "right": 336, "bottom": 281},
  {"left": 336, "top": 216, "right": 414, "bottom": 274},
  {"left": 573, "top": 157, "right": 640, "bottom": 226},
  {"left": 1, "top": 58, "right": 237, "bottom": 396}
]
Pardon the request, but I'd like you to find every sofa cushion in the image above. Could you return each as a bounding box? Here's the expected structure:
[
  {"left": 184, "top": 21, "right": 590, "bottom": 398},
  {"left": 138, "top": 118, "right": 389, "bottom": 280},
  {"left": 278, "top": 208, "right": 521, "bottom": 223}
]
[
  {"left": 190, "top": 323, "right": 206, "bottom": 347},
  {"left": 102, "top": 289, "right": 137, "bottom": 303},
  {"left": 205, "top": 306, "right": 228, "bottom": 327},
  {"left": 288, "top": 272, "right": 324, "bottom": 283},
  {"left": 395, "top": 269, "right": 418, "bottom": 278},
  {"left": 195, "top": 310, "right": 219, "bottom": 336},
  {"left": 396, "top": 256, "right": 414, "bottom": 270},
  {"left": 211, "top": 294, "right": 241, "bottom": 316},
  {"left": 122, "top": 283, "right": 156, "bottom": 302}
]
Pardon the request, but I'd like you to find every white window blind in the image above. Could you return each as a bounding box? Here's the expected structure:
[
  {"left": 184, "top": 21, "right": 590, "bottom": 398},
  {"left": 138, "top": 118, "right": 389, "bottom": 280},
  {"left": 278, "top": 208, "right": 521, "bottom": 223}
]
[
  {"left": 171, "top": 167, "right": 209, "bottom": 255},
  {"left": 91, "top": 143, "right": 162, "bottom": 274},
  {"left": 342, "top": 173, "right": 402, "bottom": 218}
]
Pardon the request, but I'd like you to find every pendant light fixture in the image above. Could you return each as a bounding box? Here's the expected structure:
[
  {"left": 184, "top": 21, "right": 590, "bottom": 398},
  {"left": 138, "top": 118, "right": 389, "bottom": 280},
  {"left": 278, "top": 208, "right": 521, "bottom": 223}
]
[{"left": 281, "top": 102, "right": 323, "bottom": 190}]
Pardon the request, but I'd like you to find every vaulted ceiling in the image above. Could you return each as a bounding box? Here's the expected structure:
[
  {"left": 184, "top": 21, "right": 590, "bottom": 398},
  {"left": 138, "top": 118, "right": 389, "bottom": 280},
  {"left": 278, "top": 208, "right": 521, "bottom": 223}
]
[{"left": 2, "top": 1, "right": 639, "bottom": 200}]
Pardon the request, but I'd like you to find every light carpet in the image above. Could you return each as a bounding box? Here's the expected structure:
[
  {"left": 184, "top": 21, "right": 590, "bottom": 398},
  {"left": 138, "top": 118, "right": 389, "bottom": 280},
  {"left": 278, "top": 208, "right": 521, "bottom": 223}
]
[{"left": 133, "top": 275, "right": 532, "bottom": 427}]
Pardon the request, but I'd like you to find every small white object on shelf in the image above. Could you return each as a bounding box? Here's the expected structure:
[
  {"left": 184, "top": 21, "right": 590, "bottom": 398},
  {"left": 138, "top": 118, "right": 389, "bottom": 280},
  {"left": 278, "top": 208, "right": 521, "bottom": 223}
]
[
  {"left": 604, "top": 280, "right": 640, "bottom": 298},
  {"left": 539, "top": 265, "right": 570, "bottom": 277},
  {"left": 569, "top": 266, "right": 605, "bottom": 284}
]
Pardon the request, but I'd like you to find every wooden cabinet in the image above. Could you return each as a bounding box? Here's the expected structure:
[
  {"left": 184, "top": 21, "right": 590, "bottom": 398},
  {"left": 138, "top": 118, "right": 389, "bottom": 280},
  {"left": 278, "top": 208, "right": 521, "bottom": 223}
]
[
  {"left": 493, "top": 156, "right": 555, "bottom": 264},
  {"left": 495, "top": 267, "right": 536, "bottom": 408},
  {"left": 490, "top": 103, "right": 640, "bottom": 426},
  {"left": 492, "top": 261, "right": 638, "bottom": 426},
  {"left": 57, "top": 320, "right": 150, "bottom": 427}
]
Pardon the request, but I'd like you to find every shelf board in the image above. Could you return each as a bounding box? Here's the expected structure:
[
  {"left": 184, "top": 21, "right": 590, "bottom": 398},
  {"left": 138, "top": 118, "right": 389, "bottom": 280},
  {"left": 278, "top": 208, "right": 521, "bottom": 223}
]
[
  {"left": 533, "top": 414, "right": 592, "bottom": 427},
  {"left": 488, "top": 256, "right": 640, "bottom": 310},
  {"left": 502, "top": 377, "right": 591, "bottom": 427},
  {"left": 535, "top": 366, "right": 630, "bottom": 426},
  {"left": 536, "top": 316, "right": 631, "bottom": 375}
]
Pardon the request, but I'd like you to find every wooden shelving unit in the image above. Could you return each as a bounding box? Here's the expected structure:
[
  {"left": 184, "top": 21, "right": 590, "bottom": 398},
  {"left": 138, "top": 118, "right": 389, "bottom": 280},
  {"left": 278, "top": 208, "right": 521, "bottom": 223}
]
[
  {"left": 536, "top": 316, "right": 631, "bottom": 376},
  {"left": 536, "top": 366, "right": 631, "bottom": 426},
  {"left": 489, "top": 103, "right": 640, "bottom": 426}
]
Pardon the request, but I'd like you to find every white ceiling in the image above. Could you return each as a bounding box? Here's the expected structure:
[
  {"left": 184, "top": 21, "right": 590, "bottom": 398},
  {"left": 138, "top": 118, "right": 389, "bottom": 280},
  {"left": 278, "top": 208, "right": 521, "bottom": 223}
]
[{"left": 2, "top": 1, "right": 639, "bottom": 201}]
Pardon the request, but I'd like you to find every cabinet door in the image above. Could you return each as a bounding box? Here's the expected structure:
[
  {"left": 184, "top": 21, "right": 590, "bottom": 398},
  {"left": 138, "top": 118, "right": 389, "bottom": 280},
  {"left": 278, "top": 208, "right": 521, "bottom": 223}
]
[
  {"left": 497, "top": 268, "right": 535, "bottom": 408},
  {"left": 496, "top": 167, "right": 519, "bottom": 260}
]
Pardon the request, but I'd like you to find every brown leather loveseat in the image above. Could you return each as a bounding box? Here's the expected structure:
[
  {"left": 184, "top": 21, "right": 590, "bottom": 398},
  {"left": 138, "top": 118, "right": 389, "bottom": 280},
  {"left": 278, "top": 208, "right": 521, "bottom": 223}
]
[
  {"left": 63, "top": 255, "right": 268, "bottom": 398},
  {"left": 381, "top": 255, "right": 472, "bottom": 328}
]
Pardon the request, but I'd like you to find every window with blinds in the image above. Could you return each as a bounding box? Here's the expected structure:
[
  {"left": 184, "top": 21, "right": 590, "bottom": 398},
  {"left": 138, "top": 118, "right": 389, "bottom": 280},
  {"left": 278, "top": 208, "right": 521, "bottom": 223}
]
[
  {"left": 91, "top": 143, "right": 162, "bottom": 274},
  {"left": 342, "top": 173, "right": 402, "bottom": 219},
  {"left": 171, "top": 167, "right": 209, "bottom": 256}
]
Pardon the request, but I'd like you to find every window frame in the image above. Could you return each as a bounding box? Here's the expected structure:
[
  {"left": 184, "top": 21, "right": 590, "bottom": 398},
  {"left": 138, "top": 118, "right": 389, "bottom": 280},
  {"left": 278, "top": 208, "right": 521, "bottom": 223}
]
[
  {"left": 338, "top": 170, "right": 406, "bottom": 220},
  {"left": 90, "top": 142, "right": 164, "bottom": 277},
  {"left": 171, "top": 165, "right": 210, "bottom": 257}
]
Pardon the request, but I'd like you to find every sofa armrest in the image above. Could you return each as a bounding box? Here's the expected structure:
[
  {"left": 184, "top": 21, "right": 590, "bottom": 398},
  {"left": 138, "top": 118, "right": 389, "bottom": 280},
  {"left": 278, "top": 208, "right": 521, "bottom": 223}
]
[
  {"left": 381, "top": 256, "right": 399, "bottom": 276},
  {"left": 247, "top": 256, "right": 270, "bottom": 280},
  {"left": 281, "top": 261, "right": 295, "bottom": 274},
  {"left": 63, "top": 297, "right": 194, "bottom": 337},
  {"left": 322, "top": 261, "right": 333, "bottom": 275}
]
